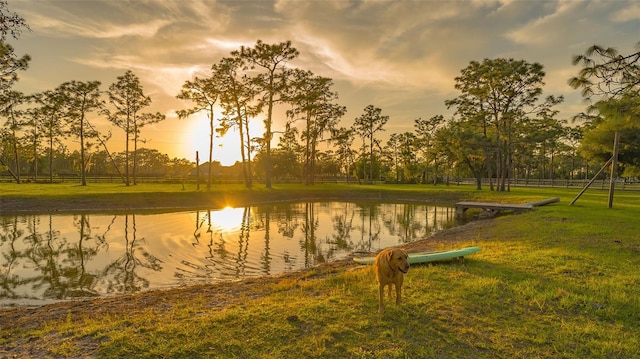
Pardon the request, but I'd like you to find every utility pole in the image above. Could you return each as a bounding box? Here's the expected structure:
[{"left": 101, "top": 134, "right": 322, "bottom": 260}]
[
  {"left": 608, "top": 131, "right": 620, "bottom": 208},
  {"left": 196, "top": 151, "right": 200, "bottom": 191}
]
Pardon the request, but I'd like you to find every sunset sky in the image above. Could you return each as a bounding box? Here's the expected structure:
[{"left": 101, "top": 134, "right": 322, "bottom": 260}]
[{"left": 8, "top": 0, "right": 639, "bottom": 166}]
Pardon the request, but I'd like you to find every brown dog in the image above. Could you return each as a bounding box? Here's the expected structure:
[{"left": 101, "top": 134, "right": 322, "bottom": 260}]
[{"left": 373, "top": 248, "right": 410, "bottom": 313}]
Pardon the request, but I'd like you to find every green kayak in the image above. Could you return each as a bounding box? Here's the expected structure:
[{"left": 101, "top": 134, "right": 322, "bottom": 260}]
[{"left": 353, "top": 247, "right": 481, "bottom": 265}]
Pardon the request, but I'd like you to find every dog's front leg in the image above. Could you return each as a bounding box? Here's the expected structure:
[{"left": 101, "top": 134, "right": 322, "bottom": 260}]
[
  {"left": 378, "top": 283, "right": 385, "bottom": 313},
  {"left": 395, "top": 283, "right": 402, "bottom": 305}
]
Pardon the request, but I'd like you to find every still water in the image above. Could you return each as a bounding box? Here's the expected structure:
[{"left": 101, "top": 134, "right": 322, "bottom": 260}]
[{"left": 0, "top": 201, "right": 456, "bottom": 306}]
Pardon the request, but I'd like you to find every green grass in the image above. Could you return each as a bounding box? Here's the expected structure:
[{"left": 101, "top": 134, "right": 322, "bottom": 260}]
[
  {"left": 0, "top": 182, "right": 251, "bottom": 198},
  {"left": 1, "top": 184, "right": 639, "bottom": 358},
  {"left": 0, "top": 181, "right": 572, "bottom": 212},
  {"left": 0, "top": 181, "right": 472, "bottom": 196},
  {"left": 1, "top": 182, "right": 479, "bottom": 213}
]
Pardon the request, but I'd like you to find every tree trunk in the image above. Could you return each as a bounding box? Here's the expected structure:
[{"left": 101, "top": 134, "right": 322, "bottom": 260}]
[
  {"left": 80, "top": 111, "right": 87, "bottom": 186},
  {"left": 207, "top": 110, "right": 214, "bottom": 191},
  {"left": 49, "top": 136, "right": 54, "bottom": 183},
  {"left": 304, "top": 114, "right": 312, "bottom": 186},
  {"left": 484, "top": 145, "right": 493, "bottom": 191},
  {"left": 369, "top": 136, "right": 374, "bottom": 182},
  {"left": 264, "top": 85, "right": 274, "bottom": 189},
  {"left": 32, "top": 128, "right": 38, "bottom": 182},
  {"left": 124, "top": 114, "right": 130, "bottom": 186},
  {"left": 236, "top": 108, "right": 250, "bottom": 188},
  {"left": 10, "top": 125, "right": 21, "bottom": 184},
  {"left": 132, "top": 125, "right": 138, "bottom": 186},
  {"left": 608, "top": 131, "right": 620, "bottom": 208},
  {"left": 244, "top": 114, "right": 253, "bottom": 188},
  {"left": 309, "top": 137, "right": 316, "bottom": 185},
  {"left": 432, "top": 156, "right": 438, "bottom": 185}
]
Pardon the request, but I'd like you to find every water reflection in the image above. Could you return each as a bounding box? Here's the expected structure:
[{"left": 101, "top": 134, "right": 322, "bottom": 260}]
[{"left": 0, "top": 201, "right": 456, "bottom": 306}]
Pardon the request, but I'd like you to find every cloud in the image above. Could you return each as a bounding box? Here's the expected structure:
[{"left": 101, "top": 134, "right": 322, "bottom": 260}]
[
  {"left": 18, "top": 0, "right": 232, "bottom": 40},
  {"left": 272, "top": 1, "right": 494, "bottom": 91},
  {"left": 72, "top": 51, "right": 210, "bottom": 100},
  {"left": 10, "top": 0, "right": 638, "bottom": 158},
  {"left": 610, "top": 2, "right": 640, "bottom": 22},
  {"left": 505, "top": 0, "right": 638, "bottom": 48},
  {"left": 20, "top": 4, "right": 170, "bottom": 39},
  {"left": 505, "top": 1, "right": 582, "bottom": 46},
  {"left": 86, "top": 20, "right": 172, "bottom": 39},
  {"left": 205, "top": 38, "right": 254, "bottom": 51}
]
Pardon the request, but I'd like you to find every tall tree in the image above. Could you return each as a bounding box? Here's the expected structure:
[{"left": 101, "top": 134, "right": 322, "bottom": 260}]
[
  {"left": 176, "top": 76, "right": 219, "bottom": 191},
  {"left": 105, "top": 70, "right": 150, "bottom": 186},
  {"left": 330, "top": 127, "right": 356, "bottom": 183},
  {"left": 58, "top": 81, "right": 103, "bottom": 186},
  {"left": 0, "top": 90, "right": 27, "bottom": 182},
  {"left": 0, "top": 42, "right": 29, "bottom": 110},
  {"left": 353, "top": 105, "right": 388, "bottom": 182},
  {"left": 254, "top": 124, "right": 302, "bottom": 181},
  {"left": 0, "top": 0, "right": 30, "bottom": 106},
  {"left": 131, "top": 111, "right": 165, "bottom": 184},
  {"left": 237, "top": 40, "right": 299, "bottom": 188},
  {"left": 23, "top": 98, "right": 43, "bottom": 181},
  {"left": 518, "top": 115, "right": 567, "bottom": 183},
  {"left": 32, "top": 90, "right": 66, "bottom": 182},
  {"left": 0, "top": 1, "right": 29, "bottom": 38},
  {"left": 446, "top": 58, "right": 562, "bottom": 191},
  {"left": 386, "top": 133, "right": 401, "bottom": 182},
  {"left": 286, "top": 69, "right": 345, "bottom": 185},
  {"left": 274, "top": 126, "right": 304, "bottom": 179},
  {"left": 385, "top": 132, "right": 417, "bottom": 182},
  {"left": 437, "top": 118, "right": 488, "bottom": 189},
  {"left": 579, "top": 96, "right": 640, "bottom": 172},
  {"left": 569, "top": 43, "right": 640, "bottom": 100},
  {"left": 214, "top": 55, "right": 258, "bottom": 188},
  {"left": 432, "top": 124, "right": 458, "bottom": 185},
  {"left": 569, "top": 44, "right": 640, "bottom": 165},
  {"left": 414, "top": 115, "right": 444, "bottom": 184},
  {"left": 0, "top": 1, "right": 30, "bottom": 182},
  {"left": 564, "top": 125, "right": 585, "bottom": 182},
  {"left": 569, "top": 43, "right": 640, "bottom": 206},
  {"left": 397, "top": 132, "right": 417, "bottom": 182}
]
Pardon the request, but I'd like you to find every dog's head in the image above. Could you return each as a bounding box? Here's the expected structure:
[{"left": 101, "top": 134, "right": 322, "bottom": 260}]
[{"left": 386, "top": 249, "right": 410, "bottom": 274}]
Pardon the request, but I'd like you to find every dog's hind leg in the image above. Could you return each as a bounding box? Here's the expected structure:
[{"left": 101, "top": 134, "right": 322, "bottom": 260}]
[{"left": 378, "top": 283, "right": 385, "bottom": 313}]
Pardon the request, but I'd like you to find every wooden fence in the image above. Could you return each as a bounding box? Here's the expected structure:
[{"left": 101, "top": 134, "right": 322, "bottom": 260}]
[{"left": 1, "top": 175, "right": 639, "bottom": 191}]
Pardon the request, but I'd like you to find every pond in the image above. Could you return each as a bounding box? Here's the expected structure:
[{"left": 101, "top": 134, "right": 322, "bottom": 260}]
[{"left": 0, "top": 201, "right": 457, "bottom": 307}]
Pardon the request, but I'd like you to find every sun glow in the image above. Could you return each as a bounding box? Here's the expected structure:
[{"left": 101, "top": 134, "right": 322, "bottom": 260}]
[
  {"left": 210, "top": 206, "right": 246, "bottom": 233},
  {"left": 182, "top": 113, "right": 264, "bottom": 167},
  {"left": 184, "top": 114, "right": 242, "bottom": 166}
]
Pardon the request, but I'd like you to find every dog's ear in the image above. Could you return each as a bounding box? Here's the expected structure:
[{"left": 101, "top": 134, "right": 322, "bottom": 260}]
[{"left": 385, "top": 249, "right": 394, "bottom": 262}]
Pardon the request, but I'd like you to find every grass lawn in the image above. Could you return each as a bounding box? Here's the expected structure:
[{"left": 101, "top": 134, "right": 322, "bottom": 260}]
[{"left": 1, "top": 183, "right": 639, "bottom": 358}]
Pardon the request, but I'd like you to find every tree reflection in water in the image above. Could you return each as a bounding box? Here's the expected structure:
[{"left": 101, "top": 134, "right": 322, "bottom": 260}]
[{"left": 0, "top": 201, "right": 457, "bottom": 305}]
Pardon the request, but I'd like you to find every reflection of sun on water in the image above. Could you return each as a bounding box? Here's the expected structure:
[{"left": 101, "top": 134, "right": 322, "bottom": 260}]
[{"left": 210, "top": 206, "right": 245, "bottom": 232}]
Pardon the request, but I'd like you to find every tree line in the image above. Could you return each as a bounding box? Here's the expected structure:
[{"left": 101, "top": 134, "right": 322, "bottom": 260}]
[{"left": 1, "top": 2, "right": 638, "bottom": 190}]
